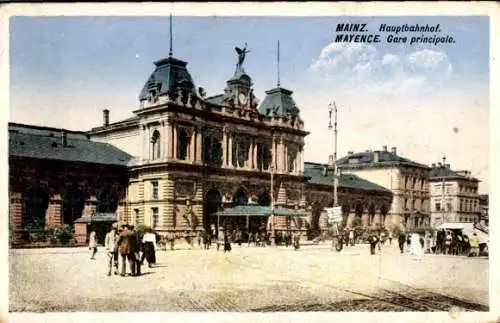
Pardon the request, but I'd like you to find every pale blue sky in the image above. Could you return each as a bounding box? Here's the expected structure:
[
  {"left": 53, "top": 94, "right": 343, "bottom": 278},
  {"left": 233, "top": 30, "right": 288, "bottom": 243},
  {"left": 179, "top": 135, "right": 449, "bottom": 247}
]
[{"left": 9, "top": 16, "right": 490, "bottom": 192}]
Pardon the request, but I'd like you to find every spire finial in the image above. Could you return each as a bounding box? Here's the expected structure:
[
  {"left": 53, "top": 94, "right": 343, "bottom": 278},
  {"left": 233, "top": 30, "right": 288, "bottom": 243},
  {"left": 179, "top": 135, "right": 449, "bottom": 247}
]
[
  {"left": 169, "top": 13, "right": 173, "bottom": 58},
  {"left": 277, "top": 40, "right": 281, "bottom": 87}
]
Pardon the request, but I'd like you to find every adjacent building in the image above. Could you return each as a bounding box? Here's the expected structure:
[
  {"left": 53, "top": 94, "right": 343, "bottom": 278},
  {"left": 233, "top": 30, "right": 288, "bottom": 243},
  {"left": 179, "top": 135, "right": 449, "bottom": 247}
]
[
  {"left": 336, "top": 146, "right": 431, "bottom": 232},
  {"left": 428, "top": 163, "right": 481, "bottom": 227}
]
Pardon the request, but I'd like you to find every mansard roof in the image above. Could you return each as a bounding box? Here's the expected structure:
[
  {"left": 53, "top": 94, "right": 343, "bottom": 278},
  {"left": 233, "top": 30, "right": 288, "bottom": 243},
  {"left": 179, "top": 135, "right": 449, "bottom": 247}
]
[
  {"left": 138, "top": 56, "right": 195, "bottom": 102},
  {"left": 304, "top": 162, "right": 391, "bottom": 193},
  {"left": 337, "top": 150, "right": 429, "bottom": 169},
  {"left": 429, "top": 165, "right": 479, "bottom": 182},
  {"left": 9, "top": 123, "right": 132, "bottom": 166},
  {"left": 258, "top": 87, "right": 300, "bottom": 118}
]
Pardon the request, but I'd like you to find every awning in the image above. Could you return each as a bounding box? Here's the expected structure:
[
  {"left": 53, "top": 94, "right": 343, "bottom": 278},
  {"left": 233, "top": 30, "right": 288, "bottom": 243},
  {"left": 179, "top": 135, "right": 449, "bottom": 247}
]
[
  {"left": 74, "top": 212, "right": 116, "bottom": 224},
  {"left": 215, "top": 205, "right": 310, "bottom": 217},
  {"left": 437, "top": 222, "right": 488, "bottom": 244}
]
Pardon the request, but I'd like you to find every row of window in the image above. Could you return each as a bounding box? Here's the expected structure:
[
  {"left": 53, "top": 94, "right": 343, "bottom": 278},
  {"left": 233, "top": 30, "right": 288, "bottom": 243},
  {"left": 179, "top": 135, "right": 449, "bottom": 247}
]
[
  {"left": 150, "top": 129, "right": 300, "bottom": 173},
  {"left": 434, "top": 199, "right": 479, "bottom": 213},
  {"left": 402, "top": 176, "right": 427, "bottom": 191}
]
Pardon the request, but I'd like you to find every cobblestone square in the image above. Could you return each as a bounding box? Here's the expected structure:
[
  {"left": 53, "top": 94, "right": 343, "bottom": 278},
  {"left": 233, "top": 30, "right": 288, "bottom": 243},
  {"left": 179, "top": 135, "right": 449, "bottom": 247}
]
[{"left": 9, "top": 243, "right": 489, "bottom": 312}]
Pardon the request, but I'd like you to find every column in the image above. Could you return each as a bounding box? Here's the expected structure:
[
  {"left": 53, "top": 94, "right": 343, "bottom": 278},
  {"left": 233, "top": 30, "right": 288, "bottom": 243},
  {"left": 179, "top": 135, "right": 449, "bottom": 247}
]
[
  {"left": 190, "top": 129, "right": 196, "bottom": 163},
  {"left": 166, "top": 121, "right": 173, "bottom": 159},
  {"left": 271, "top": 137, "right": 276, "bottom": 171},
  {"left": 141, "top": 125, "right": 147, "bottom": 162},
  {"left": 222, "top": 129, "right": 228, "bottom": 167},
  {"left": 192, "top": 181, "right": 203, "bottom": 230},
  {"left": 283, "top": 142, "right": 288, "bottom": 173},
  {"left": 163, "top": 177, "right": 175, "bottom": 230},
  {"left": 46, "top": 193, "right": 63, "bottom": 229},
  {"left": 196, "top": 128, "right": 203, "bottom": 163},
  {"left": 173, "top": 124, "right": 178, "bottom": 159},
  {"left": 228, "top": 134, "right": 233, "bottom": 168},
  {"left": 253, "top": 140, "right": 258, "bottom": 170},
  {"left": 9, "top": 191, "right": 24, "bottom": 246}
]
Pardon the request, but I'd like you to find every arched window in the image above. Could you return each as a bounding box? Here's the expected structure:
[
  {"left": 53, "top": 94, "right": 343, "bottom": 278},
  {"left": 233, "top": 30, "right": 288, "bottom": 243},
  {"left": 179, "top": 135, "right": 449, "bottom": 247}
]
[
  {"left": 177, "top": 128, "right": 189, "bottom": 160},
  {"left": 151, "top": 130, "right": 161, "bottom": 160}
]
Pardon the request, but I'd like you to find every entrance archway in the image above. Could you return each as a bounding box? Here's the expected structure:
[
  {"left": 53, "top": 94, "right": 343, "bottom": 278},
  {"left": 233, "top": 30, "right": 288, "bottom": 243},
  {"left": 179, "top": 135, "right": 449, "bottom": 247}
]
[
  {"left": 23, "top": 182, "right": 49, "bottom": 230},
  {"left": 203, "top": 188, "right": 221, "bottom": 232},
  {"left": 233, "top": 187, "right": 248, "bottom": 206},
  {"left": 62, "top": 184, "right": 85, "bottom": 225}
]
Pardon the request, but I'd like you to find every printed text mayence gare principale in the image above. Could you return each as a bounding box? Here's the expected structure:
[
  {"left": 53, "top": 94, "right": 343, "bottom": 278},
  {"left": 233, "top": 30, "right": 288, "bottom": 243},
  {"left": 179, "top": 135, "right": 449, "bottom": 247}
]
[{"left": 335, "top": 23, "right": 456, "bottom": 45}]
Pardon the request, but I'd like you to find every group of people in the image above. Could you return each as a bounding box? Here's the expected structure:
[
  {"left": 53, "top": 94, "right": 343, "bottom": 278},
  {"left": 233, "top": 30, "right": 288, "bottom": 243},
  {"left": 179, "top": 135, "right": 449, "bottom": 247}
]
[{"left": 88, "top": 224, "right": 158, "bottom": 277}]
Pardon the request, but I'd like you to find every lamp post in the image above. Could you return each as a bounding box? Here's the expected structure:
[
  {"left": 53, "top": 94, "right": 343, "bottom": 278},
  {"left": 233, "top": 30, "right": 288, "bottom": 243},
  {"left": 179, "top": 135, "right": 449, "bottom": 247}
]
[{"left": 328, "top": 102, "right": 340, "bottom": 248}]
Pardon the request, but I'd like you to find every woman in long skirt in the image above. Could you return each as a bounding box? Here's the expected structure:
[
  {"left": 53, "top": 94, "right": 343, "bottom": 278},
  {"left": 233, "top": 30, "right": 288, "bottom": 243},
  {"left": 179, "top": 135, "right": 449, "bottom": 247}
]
[
  {"left": 141, "top": 228, "right": 157, "bottom": 267},
  {"left": 223, "top": 231, "right": 232, "bottom": 253}
]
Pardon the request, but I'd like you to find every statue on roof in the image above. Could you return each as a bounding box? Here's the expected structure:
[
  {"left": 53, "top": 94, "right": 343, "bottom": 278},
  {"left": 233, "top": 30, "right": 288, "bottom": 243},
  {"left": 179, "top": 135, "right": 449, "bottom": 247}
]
[{"left": 235, "top": 43, "right": 250, "bottom": 71}]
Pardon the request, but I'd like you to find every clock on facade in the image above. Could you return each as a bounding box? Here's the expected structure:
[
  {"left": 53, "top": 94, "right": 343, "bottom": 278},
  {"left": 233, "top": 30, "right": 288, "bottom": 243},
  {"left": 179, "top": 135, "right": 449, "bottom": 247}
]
[{"left": 238, "top": 93, "right": 248, "bottom": 105}]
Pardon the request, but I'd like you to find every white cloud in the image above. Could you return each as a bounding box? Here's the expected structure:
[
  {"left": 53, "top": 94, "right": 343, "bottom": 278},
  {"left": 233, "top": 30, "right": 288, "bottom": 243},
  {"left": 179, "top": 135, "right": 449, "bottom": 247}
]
[{"left": 308, "top": 43, "right": 453, "bottom": 97}]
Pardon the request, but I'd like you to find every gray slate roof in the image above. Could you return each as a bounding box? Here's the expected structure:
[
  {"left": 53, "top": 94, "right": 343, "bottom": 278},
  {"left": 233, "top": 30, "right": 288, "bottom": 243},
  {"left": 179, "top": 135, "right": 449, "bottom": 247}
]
[
  {"left": 304, "top": 162, "right": 391, "bottom": 192},
  {"left": 139, "top": 56, "right": 195, "bottom": 102},
  {"left": 337, "top": 150, "right": 429, "bottom": 169},
  {"left": 204, "top": 94, "right": 224, "bottom": 106},
  {"left": 258, "top": 87, "right": 300, "bottom": 118},
  {"left": 9, "top": 123, "right": 132, "bottom": 166},
  {"left": 429, "top": 165, "right": 478, "bottom": 181}
]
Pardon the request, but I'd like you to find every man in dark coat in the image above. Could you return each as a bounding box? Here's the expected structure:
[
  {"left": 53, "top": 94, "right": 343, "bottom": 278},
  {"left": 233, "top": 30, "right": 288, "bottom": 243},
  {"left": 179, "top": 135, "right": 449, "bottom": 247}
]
[
  {"left": 398, "top": 233, "right": 406, "bottom": 254},
  {"left": 117, "top": 224, "right": 134, "bottom": 276},
  {"left": 369, "top": 232, "right": 380, "bottom": 255},
  {"left": 129, "top": 225, "right": 142, "bottom": 276}
]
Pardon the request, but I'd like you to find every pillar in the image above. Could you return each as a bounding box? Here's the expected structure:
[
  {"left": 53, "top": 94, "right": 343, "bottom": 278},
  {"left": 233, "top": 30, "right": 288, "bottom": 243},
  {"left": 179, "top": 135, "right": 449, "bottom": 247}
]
[
  {"left": 46, "top": 194, "right": 63, "bottom": 229},
  {"left": 189, "top": 129, "right": 196, "bottom": 162},
  {"left": 195, "top": 128, "right": 203, "bottom": 163},
  {"left": 362, "top": 209, "right": 369, "bottom": 227},
  {"left": 166, "top": 121, "right": 173, "bottom": 159},
  {"left": 228, "top": 134, "right": 233, "bottom": 168},
  {"left": 9, "top": 191, "right": 24, "bottom": 246},
  {"left": 222, "top": 130, "right": 228, "bottom": 167},
  {"left": 74, "top": 223, "right": 87, "bottom": 245},
  {"left": 253, "top": 140, "right": 258, "bottom": 170},
  {"left": 193, "top": 181, "right": 203, "bottom": 230},
  {"left": 173, "top": 124, "right": 178, "bottom": 159},
  {"left": 271, "top": 137, "right": 276, "bottom": 171}
]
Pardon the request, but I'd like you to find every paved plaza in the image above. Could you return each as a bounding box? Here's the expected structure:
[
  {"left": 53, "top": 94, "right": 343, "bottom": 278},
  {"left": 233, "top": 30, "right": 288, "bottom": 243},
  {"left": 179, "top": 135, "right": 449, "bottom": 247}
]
[{"left": 9, "top": 242, "right": 489, "bottom": 312}]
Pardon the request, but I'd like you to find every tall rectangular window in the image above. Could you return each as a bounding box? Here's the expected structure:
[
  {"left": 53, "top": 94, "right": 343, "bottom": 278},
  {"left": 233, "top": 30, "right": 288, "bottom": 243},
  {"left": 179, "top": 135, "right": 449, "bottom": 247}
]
[
  {"left": 435, "top": 203, "right": 441, "bottom": 212},
  {"left": 151, "top": 181, "right": 159, "bottom": 200},
  {"left": 152, "top": 207, "right": 159, "bottom": 228}
]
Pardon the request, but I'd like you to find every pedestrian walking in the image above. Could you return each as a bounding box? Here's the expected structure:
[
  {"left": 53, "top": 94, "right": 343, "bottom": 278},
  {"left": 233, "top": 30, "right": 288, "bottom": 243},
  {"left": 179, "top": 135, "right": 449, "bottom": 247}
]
[
  {"left": 104, "top": 226, "right": 119, "bottom": 276},
  {"left": 388, "top": 232, "right": 393, "bottom": 246},
  {"left": 89, "top": 231, "right": 98, "bottom": 260},
  {"left": 410, "top": 233, "right": 424, "bottom": 260},
  {"left": 141, "top": 228, "right": 157, "bottom": 268},
  {"left": 130, "top": 226, "right": 142, "bottom": 276},
  {"left": 293, "top": 232, "right": 300, "bottom": 251},
  {"left": 469, "top": 233, "right": 480, "bottom": 257},
  {"left": 223, "top": 230, "right": 232, "bottom": 253},
  {"left": 398, "top": 233, "right": 405, "bottom": 254},
  {"left": 197, "top": 230, "right": 203, "bottom": 249},
  {"left": 369, "top": 232, "right": 379, "bottom": 255},
  {"left": 217, "top": 227, "right": 224, "bottom": 251},
  {"left": 445, "top": 231, "right": 452, "bottom": 255},
  {"left": 349, "top": 230, "right": 355, "bottom": 247}
]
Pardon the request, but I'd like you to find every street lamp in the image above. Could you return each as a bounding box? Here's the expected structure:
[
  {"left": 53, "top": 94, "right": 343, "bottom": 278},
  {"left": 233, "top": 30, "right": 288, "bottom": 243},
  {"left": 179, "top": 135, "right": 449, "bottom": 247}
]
[
  {"left": 328, "top": 102, "right": 341, "bottom": 250},
  {"left": 441, "top": 155, "right": 446, "bottom": 226}
]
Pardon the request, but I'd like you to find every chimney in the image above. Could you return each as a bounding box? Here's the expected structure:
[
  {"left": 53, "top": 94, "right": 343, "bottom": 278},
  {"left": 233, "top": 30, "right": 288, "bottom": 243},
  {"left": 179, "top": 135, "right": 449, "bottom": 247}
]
[
  {"left": 438, "top": 162, "right": 442, "bottom": 167},
  {"left": 432, "top": 163, "right": 436, "bottom": 167},
  {"left": 391, "top": 147, "right": 397, "bottom": 154},
  {"left": 328, "top": 154, "right": 334, "bottom": 166},
  {"left": 61, "top": 131, "right": 68, "bottom": 147},
  {"left": 347, "top": 151, "right": 354, "bottom": 156},
  {"left": 103, "top": 109, "right": 110, "bottom": 127},
  {"left": 445, "top": 164, "right": 450, "bottom": 169},
  {"left": 373, "top": 151, "right": 380, "bottom": 163},
  {"left": 382, "top": 145, "right": 387, "bottom": 152}
]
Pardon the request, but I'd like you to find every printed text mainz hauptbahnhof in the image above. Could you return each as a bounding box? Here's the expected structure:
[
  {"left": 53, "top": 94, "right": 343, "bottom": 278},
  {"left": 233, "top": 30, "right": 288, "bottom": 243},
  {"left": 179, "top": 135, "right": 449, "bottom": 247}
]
[{"left": 335, "top": 23, "right": 455, "bottom": 45}]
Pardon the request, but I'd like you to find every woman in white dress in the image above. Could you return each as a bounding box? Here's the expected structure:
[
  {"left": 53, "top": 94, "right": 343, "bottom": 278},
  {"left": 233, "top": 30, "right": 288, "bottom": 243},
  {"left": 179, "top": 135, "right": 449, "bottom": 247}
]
[
  {"left": 410, "top": 233, "right": 424, "bottom": 260},
  {"left": 88, "top": 231, "right": 98, "bottom": 260}
]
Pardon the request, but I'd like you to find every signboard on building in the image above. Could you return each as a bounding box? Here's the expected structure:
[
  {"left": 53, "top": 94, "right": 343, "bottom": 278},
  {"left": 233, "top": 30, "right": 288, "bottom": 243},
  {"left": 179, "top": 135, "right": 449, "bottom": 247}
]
[{"left": 325, "top": 206, "right": 343, "bottom": 223}]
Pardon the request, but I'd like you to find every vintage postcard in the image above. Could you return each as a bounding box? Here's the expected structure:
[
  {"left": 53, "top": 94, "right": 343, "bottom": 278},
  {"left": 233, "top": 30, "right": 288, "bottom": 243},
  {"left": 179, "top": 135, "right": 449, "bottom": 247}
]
[{"left": 1, "top": 2, "right": 499, "bottom": 323}]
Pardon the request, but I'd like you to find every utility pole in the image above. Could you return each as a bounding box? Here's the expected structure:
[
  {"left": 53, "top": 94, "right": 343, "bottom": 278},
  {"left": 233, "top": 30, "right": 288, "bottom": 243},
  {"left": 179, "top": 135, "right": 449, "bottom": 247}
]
[
  {"left": 441, "top": 155, "right": 446, "bottom": 225},
  {"left": 328, "top": 102, "right": 340, "bottom": 248},
  {"left": 270, "top": 138, "right": 276, "bottom": 246}
]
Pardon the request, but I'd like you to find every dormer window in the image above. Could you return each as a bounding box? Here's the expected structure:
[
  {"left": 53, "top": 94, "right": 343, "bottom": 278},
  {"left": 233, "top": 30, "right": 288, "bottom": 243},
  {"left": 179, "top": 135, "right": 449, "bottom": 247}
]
[{"left": 348, "top": 158, "right": 359, "bottom": 164}]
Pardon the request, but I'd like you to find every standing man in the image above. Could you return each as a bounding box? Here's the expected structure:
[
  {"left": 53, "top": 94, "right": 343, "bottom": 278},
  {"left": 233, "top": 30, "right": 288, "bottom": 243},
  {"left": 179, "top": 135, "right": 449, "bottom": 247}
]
[
  {"left": 117, "top": 224, "right": 134, "bottom": 277},
  {"left": 130, "top": 225, "right": 142, "bottom": 276},
  {"left": 398, "top": 233, "right": 406, "bottom": 254},
  {"left": 369, "top": 231, "right": 379, "bottom": 255},
  {"left": 104, "top": 225, "right": 119, "bottom": 276}
]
